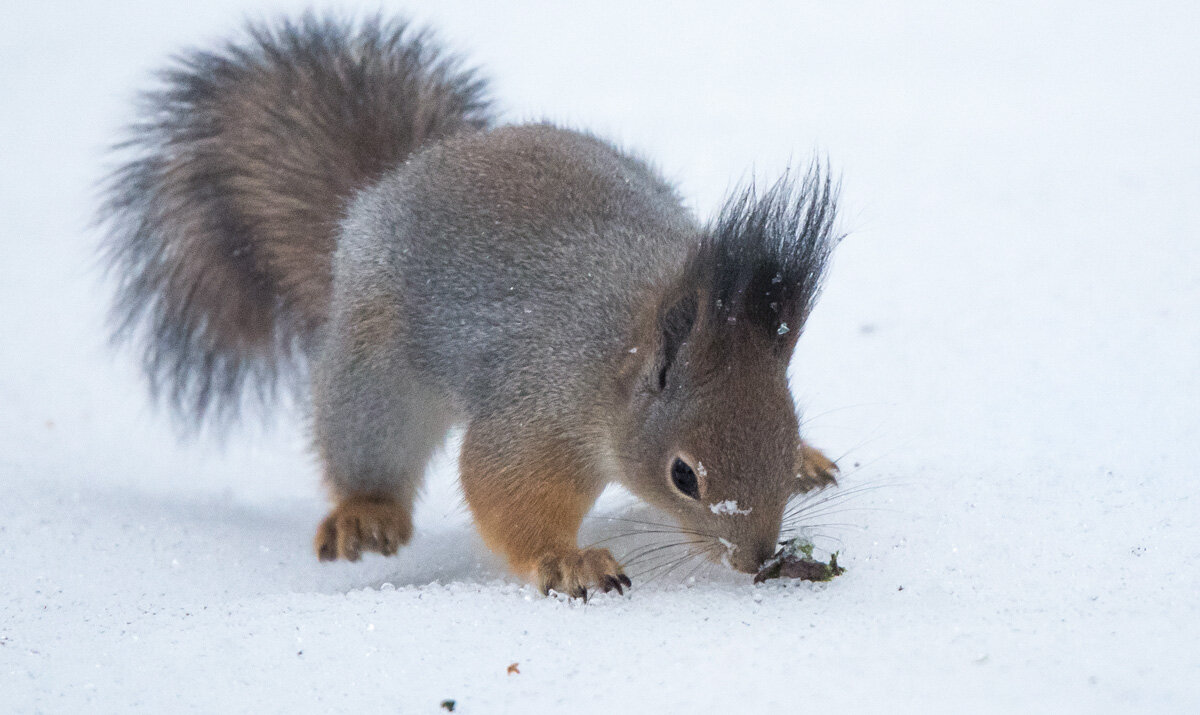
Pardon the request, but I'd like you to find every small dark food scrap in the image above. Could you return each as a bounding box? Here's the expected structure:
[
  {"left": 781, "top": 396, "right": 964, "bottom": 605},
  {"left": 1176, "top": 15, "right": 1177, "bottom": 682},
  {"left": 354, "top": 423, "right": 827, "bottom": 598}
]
[{"left": 754, "top": 538, "right": 845, "bottom": 583}]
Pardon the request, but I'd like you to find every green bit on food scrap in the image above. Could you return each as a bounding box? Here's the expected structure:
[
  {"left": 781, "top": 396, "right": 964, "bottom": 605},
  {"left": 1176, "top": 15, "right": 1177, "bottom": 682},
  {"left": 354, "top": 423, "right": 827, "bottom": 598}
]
[{"left": 753, "top": 538, "right": 845, "bottom": 583}]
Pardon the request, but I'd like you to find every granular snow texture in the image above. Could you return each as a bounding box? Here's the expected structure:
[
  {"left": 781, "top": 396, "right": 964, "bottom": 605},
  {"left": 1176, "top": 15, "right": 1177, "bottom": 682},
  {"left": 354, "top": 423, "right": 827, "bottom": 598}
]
[{"left": 1, "top": 1, "right": 1198, "bottom": 712}]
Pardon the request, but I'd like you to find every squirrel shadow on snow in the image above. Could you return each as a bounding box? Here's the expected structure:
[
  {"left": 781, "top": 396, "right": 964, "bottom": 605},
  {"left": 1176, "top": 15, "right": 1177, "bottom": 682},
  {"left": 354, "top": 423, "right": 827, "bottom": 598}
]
[
  {"left": 367, "top": 498, "right": 755, "bottom": 593},
  {"left": 61, "top": 473, "right": 847, "bottom": 596}
]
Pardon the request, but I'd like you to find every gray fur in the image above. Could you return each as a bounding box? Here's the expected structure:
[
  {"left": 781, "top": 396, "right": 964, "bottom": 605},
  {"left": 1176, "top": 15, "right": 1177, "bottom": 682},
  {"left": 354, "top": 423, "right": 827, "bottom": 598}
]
[{"left": 315, "top": 125, "right": 696, "bottom": 507}]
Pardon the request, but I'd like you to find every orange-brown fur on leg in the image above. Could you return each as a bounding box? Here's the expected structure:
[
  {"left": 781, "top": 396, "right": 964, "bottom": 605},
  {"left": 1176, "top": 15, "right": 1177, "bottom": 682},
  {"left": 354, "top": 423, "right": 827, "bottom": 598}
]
[
  {"left": 796, "top": 441, "right": 839, "bottom": 492},
  {"left": 314, "top": 494, "right": 413, "bottom": 562},
  {"left": 460, "top": 421, "right": 630, "bottom": 598}
]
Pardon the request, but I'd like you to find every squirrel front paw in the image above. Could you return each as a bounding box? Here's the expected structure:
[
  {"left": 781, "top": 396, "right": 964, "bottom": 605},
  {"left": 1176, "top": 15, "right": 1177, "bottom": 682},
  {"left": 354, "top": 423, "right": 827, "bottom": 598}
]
[
  {"left": 797, "top": 442, "right": 840, "bottom": 492},
  {"left": 536, "top": 547, "right": 632, "bottom": 599},
  {"left": 314, "top": 495, "right": 413, "bottom": 561}
]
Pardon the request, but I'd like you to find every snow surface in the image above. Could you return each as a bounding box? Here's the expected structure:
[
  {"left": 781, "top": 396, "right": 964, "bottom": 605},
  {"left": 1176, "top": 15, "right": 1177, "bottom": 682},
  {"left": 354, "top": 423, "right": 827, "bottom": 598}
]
[{"left": 3, "top": 1, "right": 1199, "bottom": 712}]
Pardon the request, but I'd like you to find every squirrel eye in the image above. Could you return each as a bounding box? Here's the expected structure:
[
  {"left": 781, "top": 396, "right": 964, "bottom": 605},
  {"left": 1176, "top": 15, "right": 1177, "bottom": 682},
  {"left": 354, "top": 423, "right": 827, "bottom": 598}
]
[{"left": 670, "top": 458, "right": 701, "bottom": 500}]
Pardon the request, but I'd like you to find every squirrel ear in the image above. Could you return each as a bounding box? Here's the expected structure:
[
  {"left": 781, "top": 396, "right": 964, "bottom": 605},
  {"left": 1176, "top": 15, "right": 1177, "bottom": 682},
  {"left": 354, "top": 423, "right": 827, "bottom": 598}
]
[
  {"left": 700, "top": 163, "right": 839, "bottom": 350},
  {"left": 652, "top": 291, "right": 698, "bottom": 392}
]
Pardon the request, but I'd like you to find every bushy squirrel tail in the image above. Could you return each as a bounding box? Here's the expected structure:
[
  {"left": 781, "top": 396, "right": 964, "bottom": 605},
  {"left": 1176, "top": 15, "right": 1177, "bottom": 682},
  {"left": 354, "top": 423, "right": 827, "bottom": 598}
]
[{"left": 98, "top": 13, "right": 493, "bottom": 428}]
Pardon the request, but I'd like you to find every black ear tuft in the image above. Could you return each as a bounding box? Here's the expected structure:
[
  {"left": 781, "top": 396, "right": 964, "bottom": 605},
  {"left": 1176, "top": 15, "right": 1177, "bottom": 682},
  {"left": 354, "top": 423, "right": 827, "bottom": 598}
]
[
  {"left": 655, "top": 292, "right": 698, "bottom": 391},
  {"left": 696, "top": 161, "right": 840, "bottom": 346}
]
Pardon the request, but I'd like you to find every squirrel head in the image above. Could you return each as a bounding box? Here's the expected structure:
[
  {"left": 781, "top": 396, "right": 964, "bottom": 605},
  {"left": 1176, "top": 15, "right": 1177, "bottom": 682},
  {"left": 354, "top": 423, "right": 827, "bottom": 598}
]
[{"left": 613, "top": 166, "right": 838, "bottom": 574}]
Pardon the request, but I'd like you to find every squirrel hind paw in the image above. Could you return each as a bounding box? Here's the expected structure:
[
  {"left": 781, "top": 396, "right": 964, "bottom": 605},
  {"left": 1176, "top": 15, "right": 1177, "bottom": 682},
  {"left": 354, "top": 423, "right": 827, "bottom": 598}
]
[
  {"left": 314, "top": 496, "right": 413, "bottom": 562},
  {"left": 536, "top": 547, "right": 631, "bottom": 600}
]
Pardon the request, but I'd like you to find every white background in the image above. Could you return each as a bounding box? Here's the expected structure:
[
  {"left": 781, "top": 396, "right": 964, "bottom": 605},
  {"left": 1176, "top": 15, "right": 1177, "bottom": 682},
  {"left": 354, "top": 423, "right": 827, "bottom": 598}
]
[{"left": 2, "top": 1, "right": 1197, "bottom": 712}]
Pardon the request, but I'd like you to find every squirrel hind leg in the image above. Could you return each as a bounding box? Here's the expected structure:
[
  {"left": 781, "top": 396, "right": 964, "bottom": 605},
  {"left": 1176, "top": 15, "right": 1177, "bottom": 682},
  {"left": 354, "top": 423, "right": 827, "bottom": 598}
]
[
  {"left": 312, "top": 379, "right": 454, "bottom": 561},
  {"left": 312, "top": 384, "right": 453, "bottom": 561},
  {"left": 311, "top": 297, "right": 455, "bottom": 562}
]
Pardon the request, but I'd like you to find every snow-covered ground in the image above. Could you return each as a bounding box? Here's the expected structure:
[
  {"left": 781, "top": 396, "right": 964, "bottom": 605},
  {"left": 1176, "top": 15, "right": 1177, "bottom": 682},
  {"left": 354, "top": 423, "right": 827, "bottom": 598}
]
[{"left": 3, "top": 1, "right": 1198, "bottom": 712}]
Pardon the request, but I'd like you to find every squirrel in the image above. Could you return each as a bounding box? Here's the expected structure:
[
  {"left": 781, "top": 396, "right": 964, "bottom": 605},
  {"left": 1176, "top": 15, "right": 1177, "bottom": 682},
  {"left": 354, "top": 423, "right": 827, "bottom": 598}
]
[{"left": 98, "top": 14, "right": 842, "bottom": 598}]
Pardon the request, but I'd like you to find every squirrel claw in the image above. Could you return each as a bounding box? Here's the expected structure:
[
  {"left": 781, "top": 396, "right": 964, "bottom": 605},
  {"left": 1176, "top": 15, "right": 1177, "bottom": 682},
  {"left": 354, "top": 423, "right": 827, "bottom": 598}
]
[
  {"left": 314, "top": 496, "right": 413, "bottom": 562},
  {"left": 796, "top": 442, "right": 839, "bottom": 493},
  {"left": 536, "top": 547, "right": 630, "bottom": 599},
  {"left": 601, "top": 575, "right": 624, "bottom": 595}
]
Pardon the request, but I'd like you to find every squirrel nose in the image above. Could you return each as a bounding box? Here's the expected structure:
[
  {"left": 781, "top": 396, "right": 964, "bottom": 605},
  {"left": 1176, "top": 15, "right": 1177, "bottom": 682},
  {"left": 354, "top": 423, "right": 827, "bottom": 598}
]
[{"left": 732, "top": 541, "right": 777, "bottom": 574}]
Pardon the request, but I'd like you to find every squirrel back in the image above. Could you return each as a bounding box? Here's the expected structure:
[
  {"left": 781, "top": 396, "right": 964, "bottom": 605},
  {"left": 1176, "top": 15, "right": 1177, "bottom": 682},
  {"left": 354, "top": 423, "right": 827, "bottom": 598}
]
[
  {"left": 337, "top": 124, "right": 697, "bottom": 419},
  {"left": 99, "top": 14, "right": 492, "bottom": 424}
]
